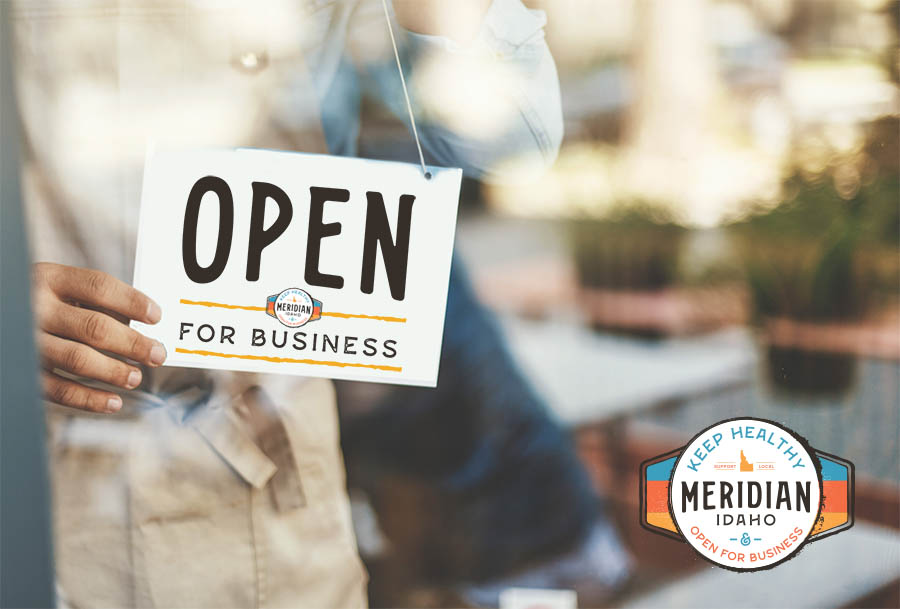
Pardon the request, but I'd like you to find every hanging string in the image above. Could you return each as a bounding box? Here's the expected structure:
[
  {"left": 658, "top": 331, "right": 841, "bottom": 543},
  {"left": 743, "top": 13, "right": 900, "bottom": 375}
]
[{"left": 380, "top": 0, "right": 431, "bottom": 179}]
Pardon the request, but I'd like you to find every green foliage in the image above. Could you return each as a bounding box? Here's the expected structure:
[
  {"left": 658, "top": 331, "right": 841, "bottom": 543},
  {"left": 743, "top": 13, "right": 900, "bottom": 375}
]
[
  {"left": 728, "top": 117, "right": 899, "bottom": 322},
  {"left": 570, "top": 201, "right": 687, "bottom": 290}
]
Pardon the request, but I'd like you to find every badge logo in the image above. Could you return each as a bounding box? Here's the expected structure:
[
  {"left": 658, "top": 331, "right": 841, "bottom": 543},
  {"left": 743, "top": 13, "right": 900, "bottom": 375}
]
[
  {"left": 640, "top": 417, "right": 854, "bottom": 572},
  {"left": 266, "top": 288, "right": 322, "bottom": 328}
]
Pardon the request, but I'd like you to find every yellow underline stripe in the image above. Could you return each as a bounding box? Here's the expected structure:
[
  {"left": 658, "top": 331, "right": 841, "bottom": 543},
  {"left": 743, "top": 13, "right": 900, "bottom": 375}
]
[
  {"left": 175, "top": 348, "right": 402, "bottom": 372},
  {"left": 180, "top": 299, "right": 265, "bottom": 312},
  {"left": 321, "top": 312, "right": 407, "bottom": 322},
  {"left": 179, "top": 299, "right": 406, "bottom": 323}
]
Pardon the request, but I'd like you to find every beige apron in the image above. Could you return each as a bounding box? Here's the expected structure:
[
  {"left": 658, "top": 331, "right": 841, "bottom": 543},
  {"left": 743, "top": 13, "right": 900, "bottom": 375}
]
[{"left": 12, "top": 1, "right": 368, "bottom": 606}]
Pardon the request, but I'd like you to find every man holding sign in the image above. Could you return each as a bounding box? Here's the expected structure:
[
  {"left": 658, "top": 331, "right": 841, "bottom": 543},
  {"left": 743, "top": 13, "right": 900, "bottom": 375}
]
[{"left": 14, "top": 0, "right": 563, "bottom": 606}]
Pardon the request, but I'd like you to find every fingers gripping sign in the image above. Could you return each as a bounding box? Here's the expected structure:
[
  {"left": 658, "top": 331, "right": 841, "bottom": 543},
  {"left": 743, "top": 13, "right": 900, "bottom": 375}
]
[{"left": 32, "top": 263, "right": 166, "bottom": 413}]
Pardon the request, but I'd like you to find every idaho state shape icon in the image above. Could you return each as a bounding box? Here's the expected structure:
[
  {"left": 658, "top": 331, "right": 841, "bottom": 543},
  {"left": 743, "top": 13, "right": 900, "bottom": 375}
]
[{"left": 639, "top": 417, "right": 854, "bottom": 572}]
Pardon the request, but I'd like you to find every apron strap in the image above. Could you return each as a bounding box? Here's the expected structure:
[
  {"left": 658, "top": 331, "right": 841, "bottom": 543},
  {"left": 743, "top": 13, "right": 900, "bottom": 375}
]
[
  {"left": 237, "top": 387, "right": 307, "bottom": 511},
  {"left": 190, "top": 402, "right": 278, "bottom": 491}
]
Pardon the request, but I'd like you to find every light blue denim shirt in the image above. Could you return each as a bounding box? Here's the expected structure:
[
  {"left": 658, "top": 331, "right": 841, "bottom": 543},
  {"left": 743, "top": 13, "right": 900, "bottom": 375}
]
[{"left": 316, "top": 0, "right": 563, "bottom": 182}]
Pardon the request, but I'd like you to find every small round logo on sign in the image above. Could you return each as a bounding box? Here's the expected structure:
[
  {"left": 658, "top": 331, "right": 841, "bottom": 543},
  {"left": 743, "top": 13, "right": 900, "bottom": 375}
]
[
  {"left": 272, "top": 288, "right": 315, "bottom": 328},
  {"left": 669, "top": 418, "right": 822, "bottom": 571}
]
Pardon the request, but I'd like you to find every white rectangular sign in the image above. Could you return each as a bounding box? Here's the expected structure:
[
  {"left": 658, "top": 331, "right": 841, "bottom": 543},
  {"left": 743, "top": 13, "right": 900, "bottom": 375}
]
[
  {"left": 499, "top": 588, "right": 577, "bottom": 609},
  {"left": 132, "top": 147, "right": 461, "bottom": 387}
]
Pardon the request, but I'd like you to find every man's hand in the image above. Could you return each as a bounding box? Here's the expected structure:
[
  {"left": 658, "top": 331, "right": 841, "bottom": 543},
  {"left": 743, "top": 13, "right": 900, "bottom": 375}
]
[{"left": 33, "top": 263, "right": 166, "bottom": 413}]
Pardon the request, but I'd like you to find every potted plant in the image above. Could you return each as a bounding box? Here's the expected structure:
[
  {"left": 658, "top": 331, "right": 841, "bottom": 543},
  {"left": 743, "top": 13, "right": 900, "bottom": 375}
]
[
  {"left": 728, "top": 117, "right": 899, "bottom": 397},
  {"left": 570, "top": 201, "right": 689, "bottom": 337}
]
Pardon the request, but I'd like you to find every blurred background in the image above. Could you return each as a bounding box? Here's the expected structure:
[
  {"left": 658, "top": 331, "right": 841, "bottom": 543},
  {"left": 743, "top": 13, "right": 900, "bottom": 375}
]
[
  {"left": 4, "top": 0, "right": 898, "bottom": 607},
  {"left": 342, "top": 0, "right": 900, "bottom": 607}
]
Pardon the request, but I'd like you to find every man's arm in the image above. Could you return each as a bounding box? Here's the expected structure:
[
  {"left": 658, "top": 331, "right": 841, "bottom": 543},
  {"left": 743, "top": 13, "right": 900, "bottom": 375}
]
[
  {"left": 352, "top": 0, "right": 563, "bottom": 182},
  {"left": 391, "top": 0, "right": 492, "bottom": 44}
]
